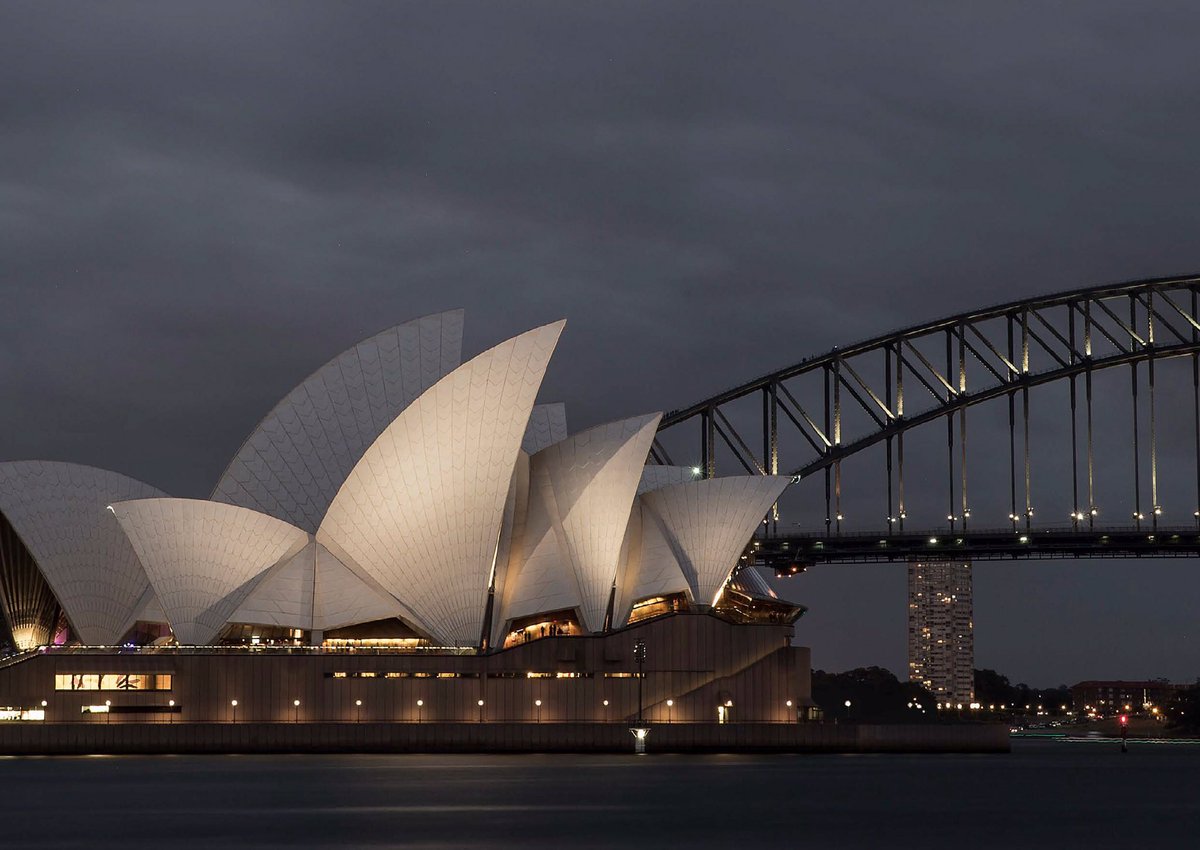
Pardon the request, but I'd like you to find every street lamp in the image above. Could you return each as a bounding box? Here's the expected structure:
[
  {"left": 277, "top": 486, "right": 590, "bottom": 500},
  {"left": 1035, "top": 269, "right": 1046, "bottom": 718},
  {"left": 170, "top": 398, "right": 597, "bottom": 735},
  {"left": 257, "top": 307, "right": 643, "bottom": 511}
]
[
  {"left": 293, "top": 699, "right": 301, "bottom": 722},
  {"left": 416, "top": 699, "right": 424, "bottom": 723},
  {"left": 535, "top": 698, "right": 542, "bottom": 723},
  {"left": 355, "top": 699, "right": 363, "bottom": 723},
  {"left": 168, "top": 699, "right": 175, "bottom": 724},
  {"left": 633, "top": 640, "right": 647, "bottom": 722},
  {"left": 666, "top": 699, "right": 673, "bottom": 723},
  {"left": 477, "top": 698, "right": 485, "bottom": 723},
  {"left": 602, "top": 699, "right": 609, "bottom": 722},
  {"left": 844, "top": 699, "right": 852, "bottom": 721},
  {"left": 231, "top": 699, "right": 238, "bottom": 722},
  {"left": 105, "top": 699, "right": 111, "bottom": 724}
]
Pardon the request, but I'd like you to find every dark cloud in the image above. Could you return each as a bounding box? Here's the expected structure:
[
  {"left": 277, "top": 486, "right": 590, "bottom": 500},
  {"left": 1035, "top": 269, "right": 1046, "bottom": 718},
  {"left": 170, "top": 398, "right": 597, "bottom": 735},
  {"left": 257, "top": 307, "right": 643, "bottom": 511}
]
[{"left": 3, "top": 1, "right": 1200, "bottom": 684}]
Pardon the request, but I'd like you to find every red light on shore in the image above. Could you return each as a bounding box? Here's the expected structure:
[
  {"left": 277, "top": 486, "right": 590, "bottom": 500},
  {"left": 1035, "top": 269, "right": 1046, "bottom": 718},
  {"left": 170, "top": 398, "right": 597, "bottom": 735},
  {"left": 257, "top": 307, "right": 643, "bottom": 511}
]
[{"left": 1119, "top": 715, "right": 1128, "bottom": 726}]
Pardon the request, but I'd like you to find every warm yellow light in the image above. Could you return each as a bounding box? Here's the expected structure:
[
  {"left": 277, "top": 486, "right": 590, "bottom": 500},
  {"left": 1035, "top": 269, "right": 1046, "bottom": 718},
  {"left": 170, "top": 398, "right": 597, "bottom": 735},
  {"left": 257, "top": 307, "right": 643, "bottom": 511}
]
[
  {"left": 534, "top": 699, "right": 542, "bottom": 707},
  {"left": 293, "top": 700, "right": 301, "bottom": 707},
  {"left": 416, "top": 699, "right": 423, "bottom": 707},
  {"left": 477, "top": 699, "right": 484, "bottom": 706},
  {"left": 666, "top": 699, "right": 673, "bottom": 707}
]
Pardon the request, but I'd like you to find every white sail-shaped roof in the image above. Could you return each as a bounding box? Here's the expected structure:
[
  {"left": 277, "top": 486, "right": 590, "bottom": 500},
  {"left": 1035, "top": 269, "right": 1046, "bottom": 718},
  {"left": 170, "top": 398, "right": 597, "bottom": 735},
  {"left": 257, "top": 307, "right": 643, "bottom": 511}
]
[
  {"left": 488, "top": 451, "right": 531, "bottom": 647},
  {"left": 496, "top": 486, "right": 582, "bottom": 633},
  {"left": 212, "top": 310, "right": 465, "bottom": 533},
  {"left": 0, "top": 461, "right": 167, "bottom": 646},
  {"left": 612, "top": 497, "right": 692, "bottom": 626},
  {"left": 517, "top": 413, "right": 661, "bottom": 632},
  {"left": 228, "top": 540, "right": 404, "bottom": 633},
  {"left": 110, "top": 498, "right": 310, "bottom": 645},
  {"left": 521, "top": 403, "right": 568, "bottom": 454},
  {"left": 639, "top": 476, "right": 790, "bottom": 608},
  {"left": 228, "top": 540, "right": 318, "bottom": 630},
  {"left": 316, "top": 320, "right": 565, "bottom": 647},
  {"left": 638, "top": 465, "right": 698, "bottom": 495},
  {"left": 311, "top": 543, "right": 403, "bottom": 632}
]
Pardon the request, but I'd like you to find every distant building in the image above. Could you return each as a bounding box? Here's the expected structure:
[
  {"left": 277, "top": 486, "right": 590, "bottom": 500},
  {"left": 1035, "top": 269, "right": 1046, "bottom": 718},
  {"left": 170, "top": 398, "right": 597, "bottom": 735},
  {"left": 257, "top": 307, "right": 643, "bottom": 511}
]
[
  {"left": 907, "top": 559, "right": 974, "bottom": 707},
  {"left": 1070, "top": 680, "right": 1180, "bottom": 716}
]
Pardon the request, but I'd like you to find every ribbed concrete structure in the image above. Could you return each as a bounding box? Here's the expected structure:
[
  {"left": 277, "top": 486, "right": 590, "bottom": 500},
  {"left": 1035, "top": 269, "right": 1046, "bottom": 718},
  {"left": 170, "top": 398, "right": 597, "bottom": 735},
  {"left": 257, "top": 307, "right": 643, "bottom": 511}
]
[
  {"left": 638, "top": 475, "right": 791, "bottom": 608},
  {"left": 0, "top": 315, "right": 795, "bottom": 655},
  {"left": 111, "top": 499, "right": 310, "bottom": 645},
  {"left": 0, "top": 462, "right": 166, "bottom": 646},
  {"left": 521, "top": 403, "right": 568, "bottom": 455},
  {"left": 212, "top": 311, "right": 464, "bottom": 533},
  {"left": 317, "top": 321, "right": 565, "bottom": 647},
  {"left": 500, "top": 414, "right": 660, "bottom": 633}
]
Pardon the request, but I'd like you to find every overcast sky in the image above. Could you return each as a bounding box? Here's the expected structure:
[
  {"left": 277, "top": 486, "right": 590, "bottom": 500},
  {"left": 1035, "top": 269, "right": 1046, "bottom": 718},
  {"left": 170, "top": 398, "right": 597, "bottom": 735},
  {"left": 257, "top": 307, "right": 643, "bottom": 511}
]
[{"left": 4, "top": 2, "right": 1200, "bottom": 685}]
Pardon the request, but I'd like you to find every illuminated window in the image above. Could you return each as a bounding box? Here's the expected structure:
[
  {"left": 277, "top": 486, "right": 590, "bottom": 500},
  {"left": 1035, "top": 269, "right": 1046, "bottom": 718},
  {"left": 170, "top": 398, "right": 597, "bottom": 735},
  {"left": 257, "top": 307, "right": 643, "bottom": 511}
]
[
  {"left": 0, "top": 707, "right": 45, "bottom": 722},
  {"left": 54, "top": 673, "right": 172, "bottom": 691}
]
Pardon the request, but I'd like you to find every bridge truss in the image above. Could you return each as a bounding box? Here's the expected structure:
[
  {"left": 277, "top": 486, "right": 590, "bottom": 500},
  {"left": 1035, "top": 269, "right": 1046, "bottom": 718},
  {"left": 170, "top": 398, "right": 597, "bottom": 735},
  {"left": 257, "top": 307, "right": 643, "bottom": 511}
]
[{"left": 653, "top": 274, "right": 1200, "bottom": 561}]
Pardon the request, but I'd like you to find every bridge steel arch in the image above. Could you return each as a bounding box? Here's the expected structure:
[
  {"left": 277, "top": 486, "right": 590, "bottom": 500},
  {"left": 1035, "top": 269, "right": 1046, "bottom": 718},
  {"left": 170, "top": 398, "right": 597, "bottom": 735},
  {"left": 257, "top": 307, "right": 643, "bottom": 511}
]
[{"left": 653, "top": 273, "right": 1200, "bottom": 541}]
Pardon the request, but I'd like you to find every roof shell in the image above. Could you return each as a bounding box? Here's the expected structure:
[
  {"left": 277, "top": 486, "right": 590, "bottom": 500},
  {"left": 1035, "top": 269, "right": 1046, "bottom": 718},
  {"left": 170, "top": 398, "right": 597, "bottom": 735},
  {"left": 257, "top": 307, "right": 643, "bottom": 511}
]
[
  {"left": 211, "top": 310, "right": 464, "bottom": 533},
  {"left": 110, "top": 498, "right": 310, "bottom": 645},
  {"left": 637, "top": 465, "right": 698, "bottom": 495},
  {"left": 638, "top": 475, "right": 790, "bottom": 607},
  {"left": 521, "top": 403, "right": 568, "bottom": 454},
  {"left": 504, "top": 413, "right": 660, "bottom": 632},
  {"left": 316, "top": 320, "right": 565, "bottom": 647},
  {"left": 228, "top": 540, "right": 403, "bottom": 633},
  {"left": 0, "top": 461, "right": 166, "bottom": 646},
  {"left": 612, "top": 497, "right": 692, "bottom": 625}
]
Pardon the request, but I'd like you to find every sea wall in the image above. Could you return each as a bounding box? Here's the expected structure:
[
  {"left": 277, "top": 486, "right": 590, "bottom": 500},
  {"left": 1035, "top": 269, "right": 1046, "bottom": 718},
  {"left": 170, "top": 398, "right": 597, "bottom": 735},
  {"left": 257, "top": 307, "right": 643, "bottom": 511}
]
[{"left": 0, "top": 721, "right": 1009, "bottom": 755}]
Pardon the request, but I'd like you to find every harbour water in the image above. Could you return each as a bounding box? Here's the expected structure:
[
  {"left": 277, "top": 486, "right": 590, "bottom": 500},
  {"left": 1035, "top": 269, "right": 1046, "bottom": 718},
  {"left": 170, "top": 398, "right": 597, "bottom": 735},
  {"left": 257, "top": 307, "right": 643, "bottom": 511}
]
[{"left": 1, "top": 739, "right": 1196, "bottom": 848}]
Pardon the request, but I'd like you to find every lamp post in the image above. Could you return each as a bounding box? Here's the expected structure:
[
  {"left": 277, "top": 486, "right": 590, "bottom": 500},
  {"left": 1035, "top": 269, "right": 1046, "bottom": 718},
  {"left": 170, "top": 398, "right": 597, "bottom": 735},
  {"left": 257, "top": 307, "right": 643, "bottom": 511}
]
[
  {"left": 105, "top": 700, "right": 111, "bottom": 725},
  {"left": 844, "top": 699, "right": 852, "bottom": 721},
  {"left": 168, "top": 699, "right": 175, "bottom": 724},
  {"left": 293, "top": 699, "right": 301, "bottom": 723},
  {"left": 416, "top": 699, "right": 424, "bottom": 723},
  {"left": 633, "top": 640, "right": 647, "bottom": 723},
  {"left": 477, "top": 698, "right": 485, "bottom": 723},
  {"left": 355, "top": 699, "right": 362, "bottom": 723},
  {"left": 602, "top": 699, "right": 609, "bottom": 723},
  {"left": 231, "top": 699, "right": 238, "bottom": 722},
  {"left": 666, "top": 699, "right": 673, "bottom": 723},
  {"left": 535, "top": 699, "right": 542, "bottom": 723}
]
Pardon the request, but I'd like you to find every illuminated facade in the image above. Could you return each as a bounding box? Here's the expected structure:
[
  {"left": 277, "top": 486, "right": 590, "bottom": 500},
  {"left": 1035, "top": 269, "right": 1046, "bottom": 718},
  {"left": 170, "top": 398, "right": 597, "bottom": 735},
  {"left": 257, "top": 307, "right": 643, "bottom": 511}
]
[
  {"left": 907, "top": 559, "right": 974, "bottom": 707},
  {"left": 0, "top": 313, "right": 810, "bottom": 726}
]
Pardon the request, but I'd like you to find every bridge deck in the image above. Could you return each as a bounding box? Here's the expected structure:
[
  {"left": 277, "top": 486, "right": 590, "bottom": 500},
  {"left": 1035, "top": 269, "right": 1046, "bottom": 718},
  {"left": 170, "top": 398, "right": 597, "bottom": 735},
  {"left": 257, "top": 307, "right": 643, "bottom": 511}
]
[{"left": 752, "top": 526, "right": 1200, "bottom": 572}]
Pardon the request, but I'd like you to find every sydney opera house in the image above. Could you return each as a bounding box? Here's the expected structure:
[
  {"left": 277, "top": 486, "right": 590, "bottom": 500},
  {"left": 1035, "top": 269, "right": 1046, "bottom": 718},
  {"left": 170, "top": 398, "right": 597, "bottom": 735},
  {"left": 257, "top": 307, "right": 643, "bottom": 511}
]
[{"left": 0, "top": 312, "right": 812, "bottom": 727}]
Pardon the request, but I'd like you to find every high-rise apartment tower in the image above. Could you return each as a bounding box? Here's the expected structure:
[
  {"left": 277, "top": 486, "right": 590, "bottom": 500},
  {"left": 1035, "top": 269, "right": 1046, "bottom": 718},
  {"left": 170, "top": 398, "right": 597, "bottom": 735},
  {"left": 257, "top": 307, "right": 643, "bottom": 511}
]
[{"left": 907, "top": 559, "right": 974, "bottom": 707}]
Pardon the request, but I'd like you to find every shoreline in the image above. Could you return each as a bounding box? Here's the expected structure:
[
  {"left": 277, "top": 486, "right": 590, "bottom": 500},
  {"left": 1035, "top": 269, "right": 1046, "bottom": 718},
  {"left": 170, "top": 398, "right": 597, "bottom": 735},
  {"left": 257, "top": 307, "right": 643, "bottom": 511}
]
[{"left": 0, "top": 720, "right": 1009, "bottom": 756}]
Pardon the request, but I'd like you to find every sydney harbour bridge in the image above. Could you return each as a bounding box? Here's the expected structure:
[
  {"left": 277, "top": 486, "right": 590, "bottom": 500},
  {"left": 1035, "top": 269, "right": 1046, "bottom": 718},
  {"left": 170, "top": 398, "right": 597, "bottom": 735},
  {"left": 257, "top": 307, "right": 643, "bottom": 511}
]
[{"left": 651, "top": 274, "right": 1200, "bottom": 572}]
